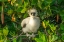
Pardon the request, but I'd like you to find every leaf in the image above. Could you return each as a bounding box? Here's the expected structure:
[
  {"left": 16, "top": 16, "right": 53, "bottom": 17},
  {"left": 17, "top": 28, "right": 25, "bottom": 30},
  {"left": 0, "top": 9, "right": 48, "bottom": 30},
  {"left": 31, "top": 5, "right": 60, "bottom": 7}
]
[
  {"left": 38, "top": 0, "right": 44, "bottom": 9},
  {"left": 42, "top": 20, "right": 49, "bottom": 29},
  {"left": 51, "top": 35, "right": 58, "bottom": 42},
  {"left": 46, "top": 20, "right": 49, "bottom": 26},
  {"left": 13, "top": 38, "right": 16, "bottom": 42},
  {"left": 61, "top": 33, "right": 64, "bottom": 41},
  {"left": 23, "top": 13, "right": 28, "bottom": 18},
  {"left": 24, "top": 1, "right": 28, "bottom": 8},
  {"left": 45, "top": 0, "right": 52, "bottom": 4},
  {"left": 17, "top": 37, "right": 22, "bottom": 42},
  {"left": 11, "top": 0, "right": 16, "bottom": 3},
  {"left": 16, "top": 7, "right": 22, "bottom": 12},
  {"left": 7, "top": 9, "right": 13, "bottom": 15},
  {"left": 59, "top": 10, "right": 64, "bottom": 20},
  {"left": 7, "top": 39, "right": 11, "bottom": 42},
  {"left": 22, "top": 0, "right": 24, "bottom": 3},
  {"left": 16, "top": 0, "right": 22, "bottom": 5},
  {"left": 31, "top": 0, "right": 37, "bottom": 5},
  {"left": 60, "top": 24, "right": 64, "bottom": 30},
  {"left": 8, "top": 0, "right": 11, "bottom": 2},
  {"left": 42, "top": 21, "right": 46, "bottom": 28},
  {"left": 49, "top": 24, "right": 56, "bottom": 32},
  {"left": 38, "top": 31, "right": 43, "bottom": 38},
  {"left": 0, "top": 40, "right": 3, "bottom": 42},
  {"left": 4, "top": 38, "right": 7, "bottom": 42},
  {"left": 11, "top": 0, "right": 16, "bottom": 6},
  {"left": 38, "top": 31, "right": 47, "bottom": 42},
  {"left": 0, "top": 30, "right": 2, "bottom": 36},
  {"left": 15, "top": 3, "right": 19, "bottom": 6},
  {"left": 0, "top": 0, "right": 8, "bottom": 2},
  {"left": 0, "top": 0, "right": 2, "bottom": 1},
  {"left": 35, "top": 38, "right": 42, "bottom": 42},
  {"left": 3, "top": 26, "right": 9, "bottom": 36},
  {"left": 49, "top": 34, "right": 52, "bottom": 42},
  {"left": 21, "top": 8, "right": 27, "bottom": 13},
  {"left": 41, "top": 34, "right": 47, "bottom": 42},
  {"left": 9, "top": 31, "right": 17, "bottom": 37},
  {"left": 34, "top": 38, "right": 39, "bottom": 42},
  {"left": 57, "top": 0, "right": 63, "bottom": 4}
]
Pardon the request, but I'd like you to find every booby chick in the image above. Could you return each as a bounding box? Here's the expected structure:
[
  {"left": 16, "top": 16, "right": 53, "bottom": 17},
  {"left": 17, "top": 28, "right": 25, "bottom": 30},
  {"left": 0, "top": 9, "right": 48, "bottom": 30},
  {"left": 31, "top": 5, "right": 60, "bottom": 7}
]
[{"left": 21, "top": 8, "right": 40, "bottom": 37}]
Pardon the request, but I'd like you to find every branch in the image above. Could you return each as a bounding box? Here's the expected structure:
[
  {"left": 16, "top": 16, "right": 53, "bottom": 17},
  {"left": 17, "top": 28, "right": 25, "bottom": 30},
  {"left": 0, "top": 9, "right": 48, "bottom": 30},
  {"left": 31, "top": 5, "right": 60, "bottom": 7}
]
[{"left": 9, "top": 32, "right": 38, "bottom": 40}]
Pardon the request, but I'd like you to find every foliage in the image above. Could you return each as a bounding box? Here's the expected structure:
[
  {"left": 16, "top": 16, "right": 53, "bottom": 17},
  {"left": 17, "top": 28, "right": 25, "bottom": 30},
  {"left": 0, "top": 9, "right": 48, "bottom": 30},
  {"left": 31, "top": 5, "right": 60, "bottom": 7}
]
[
  {"left": 0, "top": 0, "right": 64, "bottom": 42},
  {"left": 34, "top": 31, "right": 47, "bottom": 42}
]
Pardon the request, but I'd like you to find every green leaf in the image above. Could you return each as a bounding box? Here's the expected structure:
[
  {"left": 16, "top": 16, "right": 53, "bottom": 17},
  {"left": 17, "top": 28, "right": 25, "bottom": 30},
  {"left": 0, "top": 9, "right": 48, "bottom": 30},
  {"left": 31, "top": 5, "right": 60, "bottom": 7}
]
[
  {"left": 0, "top": 39, "right": 3, "bottom": 42},
  {"left": 13, "top": 38, "right": 16, "bottom": 42},
  {"left": 9, "top": 31, "right": 16, "bottom": 36},
  {"left": 21, "top": 8, "right": 27, "bottom": 13},
  {"left": 38, "top": 31, "right": 47, "bottom": 42},
  {"left": 0, "top": 30, "right": 2, "bottom": 36},
  {"left": 23, "top": 13, "right": 28, "bottom": 18},
  {"left": 61, "top": 33, "right": 64, "bottom": 41},
  {"left": 35, "top": 38, "right": 42, "bottom": 42},
  {"left": 0, "top": 0, "right": 7, "bottom": 2},
  {"left": 38, "top": 0, "right": 44, "bottom": 9},
  {"left": 60, "top": 24, "right": 64, "bottom": 30},
  {"left": 7, "top": 39, "right": 11, "bottom": 42},
  {"left": 46, "top": 20, "right": 49, "bottom": 26},
  {"left": 0, "top": 0, "right": 2, "bottom": 1},
  {"left": 16, "top": 7, "right": 22, "bottom": 12},
  {"left": 11, "top": 0, "right": 16, "bottom": 3},
  {"left": 4, "top": 38, "right": 7, "bottom": 42},
  {"left": 31, "top": 0, "right": 38, "bottom": 5},
  {"left": 59, "top": 10, "right": 64, "bottom": 20},
  {"left": 49, "top": 24, "right": 56, "bottom": 32},
  {"left": 7, "top": 9, "right": 13, "bottom": 15},
  {"left": 38, "top": 31, "right": 43, "bottom": 38},
  {"left": 17, "top": 37, "right": 22, "bottom": 42},
  {"left": 57, "top": 0, "right": 63, "bottom": 4},
  {"left": 51, "top": 35, "right": 58, "bottom": 42},
  {"left": 41, "top": 34, "right": 46, "bottom": 42},
  {"left": 24, "top": 1, "right": 28, "bottom": 8},
  {"left": 3, "top": 26, "right": 9, "bottom": 36},
  {"left": 34, "top": 31, "right": 43, "bottom": 42},
  {"left": 45, "top": 0, "right": 52, "bottom": 4}
]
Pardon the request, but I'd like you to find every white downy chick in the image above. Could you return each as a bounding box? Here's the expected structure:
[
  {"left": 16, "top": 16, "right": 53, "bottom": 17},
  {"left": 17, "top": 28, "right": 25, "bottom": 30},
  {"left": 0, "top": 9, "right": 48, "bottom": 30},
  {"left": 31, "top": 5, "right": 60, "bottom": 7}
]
[{"left": 21, "top": 8, "right": 40, "bottom": 37}]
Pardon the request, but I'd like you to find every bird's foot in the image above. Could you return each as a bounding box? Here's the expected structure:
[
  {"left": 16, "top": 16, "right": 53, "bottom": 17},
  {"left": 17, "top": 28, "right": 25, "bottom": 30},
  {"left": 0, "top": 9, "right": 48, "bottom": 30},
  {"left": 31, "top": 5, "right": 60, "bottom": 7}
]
[
  {"left": 26, "top": 33, "right": 30, "bottom": 37},
  {"left": 26, "top": 33, "right": 35, "bottom": 39},
  {"left": 30, "top": 33, "right": 35, "bottom": 38}
]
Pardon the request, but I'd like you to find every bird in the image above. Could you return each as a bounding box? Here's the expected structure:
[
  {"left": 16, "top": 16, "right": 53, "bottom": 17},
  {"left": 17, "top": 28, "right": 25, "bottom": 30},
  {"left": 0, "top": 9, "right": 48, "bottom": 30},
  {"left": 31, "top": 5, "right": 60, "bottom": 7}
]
[{"left": 21, "top": 8, "right": 40, "bottom": 37}]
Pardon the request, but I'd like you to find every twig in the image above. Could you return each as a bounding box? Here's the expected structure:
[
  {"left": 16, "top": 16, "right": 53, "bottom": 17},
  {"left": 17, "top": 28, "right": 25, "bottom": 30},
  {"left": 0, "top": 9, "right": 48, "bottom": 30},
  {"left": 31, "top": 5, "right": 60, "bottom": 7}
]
[{"left": 9, "top": 32, "right": 38, "bottom": 40}]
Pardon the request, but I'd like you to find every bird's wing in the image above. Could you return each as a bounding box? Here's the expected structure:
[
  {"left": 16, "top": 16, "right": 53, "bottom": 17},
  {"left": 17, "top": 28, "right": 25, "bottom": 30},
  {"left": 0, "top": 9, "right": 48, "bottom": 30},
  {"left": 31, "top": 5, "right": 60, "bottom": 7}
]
[
  {"left": 21, "top": 17, "right": 30, "bottom": 28},
  {"left": 36, "top": 17, "right": 40, "bottom": 26}
]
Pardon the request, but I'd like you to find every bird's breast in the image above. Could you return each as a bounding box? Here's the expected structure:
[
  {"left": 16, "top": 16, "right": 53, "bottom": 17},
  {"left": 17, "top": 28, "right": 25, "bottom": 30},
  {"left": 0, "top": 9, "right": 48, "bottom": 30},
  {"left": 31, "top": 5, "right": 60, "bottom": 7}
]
[{"left": 29, "top": 18, "right": 38, "bottom": 26}]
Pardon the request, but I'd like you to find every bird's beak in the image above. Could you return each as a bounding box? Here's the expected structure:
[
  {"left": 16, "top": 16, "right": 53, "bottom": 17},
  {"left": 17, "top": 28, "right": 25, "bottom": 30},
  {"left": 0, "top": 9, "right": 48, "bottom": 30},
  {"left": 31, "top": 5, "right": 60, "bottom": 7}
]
[{"left": 31, "top": 12, "right": 35, "bottom": 16}]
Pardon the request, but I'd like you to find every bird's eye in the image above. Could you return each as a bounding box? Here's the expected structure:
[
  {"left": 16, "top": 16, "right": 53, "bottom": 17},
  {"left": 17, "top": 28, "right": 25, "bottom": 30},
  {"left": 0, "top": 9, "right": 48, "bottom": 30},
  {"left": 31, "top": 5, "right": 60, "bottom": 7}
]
[
  {"left": 31, "top": 13, "right": 33, "bottom": 15},
  {"left": 31, "top": 12, "right": 36, "bottom": 16},
  {"left": 31, "top": 12, "right": 36, "bottom": 14},
  {"left": 33, "top": 13, "right": 36, "bottom": 14}
]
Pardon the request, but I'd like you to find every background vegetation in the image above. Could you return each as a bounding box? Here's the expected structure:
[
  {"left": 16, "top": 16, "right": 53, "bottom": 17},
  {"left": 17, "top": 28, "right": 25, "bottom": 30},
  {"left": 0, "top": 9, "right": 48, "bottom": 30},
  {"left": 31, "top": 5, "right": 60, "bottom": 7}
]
[{"left": 0, "top": 0, "right": 64, "bottom": 42}]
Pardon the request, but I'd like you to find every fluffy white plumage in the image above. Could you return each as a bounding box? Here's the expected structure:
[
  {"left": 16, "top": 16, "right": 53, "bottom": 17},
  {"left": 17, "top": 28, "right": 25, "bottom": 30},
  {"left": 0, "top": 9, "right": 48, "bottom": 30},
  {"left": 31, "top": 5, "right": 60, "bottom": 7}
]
[{"left": 21, "top": 9, "right": 40, "bottom": 37}]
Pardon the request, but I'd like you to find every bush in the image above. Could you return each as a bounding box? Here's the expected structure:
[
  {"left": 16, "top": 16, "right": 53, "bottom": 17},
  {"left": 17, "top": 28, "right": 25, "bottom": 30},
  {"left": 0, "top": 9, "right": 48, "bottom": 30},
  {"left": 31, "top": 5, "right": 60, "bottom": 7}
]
[{"left": 0, "top": 0, "right": 64, "bottom": 42}]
